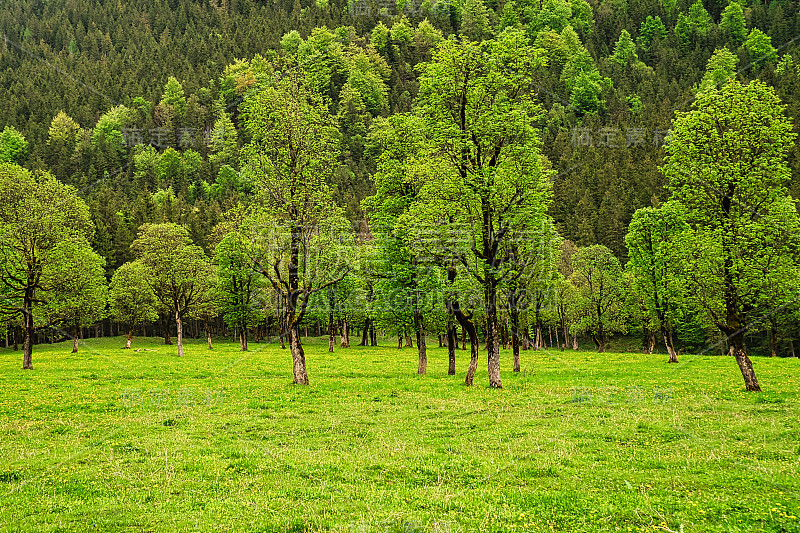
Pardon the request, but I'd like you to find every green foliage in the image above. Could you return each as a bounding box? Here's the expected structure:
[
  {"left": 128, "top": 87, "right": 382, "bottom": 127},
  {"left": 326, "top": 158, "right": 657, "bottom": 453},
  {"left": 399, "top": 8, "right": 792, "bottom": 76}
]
[
  {"left": 208, "top": 110, "right": 239, "bottom": 169},
  {"left": 160, "top": 77, "right": 187, "bottom": 118},
  {"left": 215, "top": 230, "right": 264, "bottom": 338},
  {"left": 626, "top": 94, "right": 642, "bottom": 115},
  {"left": 0, "top": 163, "right": 94, "bottom": 366},
  {"left": 109, "top": 261, "right": 159, "bottom": 332},
  {"left": 42, "top": 241, "right": 108, "bottom": 335},
  {"left": 91, "top": 105, "right": 132, "bottom": 153},
  {"left": 130, "top": 223, "right": 215, "bottom": 354},
  {"left": 687, "top": 0, "right": 712, "bottom": 37},
  {"left": 0, "top": 126, "right": 29, "bottom": 164},
  {"left": 569, "top": 245, "right": 627, "bottom": 350},
  {"left": 569, "top": 69, "right": 609, "bottom": 115},
  {"left": 281, "top": 30, "right": 303, "bottom": 54},
  {"left": 663, "top": 80, "right": 798, "bottom": 387},
  {"left": 719, "top": 2, "right": 747, "bottom": 45},
  {"left": 460, "top": 0, "right": 493, "bottom": 41},
  {"left": 697, "top": 48, "right": 738, "bottom": 93},
  {"left": 624, "top": 202, "right": 689, "bottom": 337},
  {"left": 609, "top": 30, "right": 637, "bottom": 66},
  {"left": 745, "top": 28, "right": 778, "bottom": 65},
  {"left": 371, "top": 22, "right": 390, "bottom": 53},
  {"left": 637, "top": 16, "right": 667, "bottom": 53}
]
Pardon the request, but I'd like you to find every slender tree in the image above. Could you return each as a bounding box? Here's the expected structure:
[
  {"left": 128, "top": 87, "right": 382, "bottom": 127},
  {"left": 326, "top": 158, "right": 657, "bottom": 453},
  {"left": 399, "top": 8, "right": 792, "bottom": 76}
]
[
  {"left": 624, "top": 203, "right": 689, "bottom": 363},
  {"left": 130, "top": 223, "right": 215, "bottom": 357},
  {"left": 662, "top": 80, "right": 799, "bottom": 391},
  {"left": 0, "top": 164, "right": 93, "bottom": 369},
  {"left": 41, "top": 241, "right": 108, "bottom": 353},
  {"left": 240, "top": 61, "right": 351, "bottom": 385},
  {"left": 569, "top": 245, "right": 627, "bottom": 352},
  {"left": 415, "top": 30, "right": 552, "bottom": 387},
  {"left": 109, "top": 262, "right": 158, "bottom": 349}
]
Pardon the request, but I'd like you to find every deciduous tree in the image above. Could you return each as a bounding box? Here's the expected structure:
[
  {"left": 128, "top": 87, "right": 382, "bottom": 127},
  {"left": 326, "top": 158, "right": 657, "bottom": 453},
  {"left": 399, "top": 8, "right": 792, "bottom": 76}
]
[{"left": 662, "top": 80, "right": 798, "bottom": 391}]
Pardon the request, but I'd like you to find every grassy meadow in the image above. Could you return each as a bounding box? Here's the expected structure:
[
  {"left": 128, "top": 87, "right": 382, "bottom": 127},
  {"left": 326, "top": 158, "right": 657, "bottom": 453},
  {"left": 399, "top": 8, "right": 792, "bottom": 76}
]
[{"left": 0, "top": 335, "right": 799, "bottom": 532}]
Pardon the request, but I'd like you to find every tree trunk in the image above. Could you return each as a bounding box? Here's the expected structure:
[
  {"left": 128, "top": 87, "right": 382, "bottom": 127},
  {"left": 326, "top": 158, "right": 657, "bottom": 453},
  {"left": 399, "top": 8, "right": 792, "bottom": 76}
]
[
  {"left": 370, "top": 324, "right": 377, "bottom": 346},
  {"left": 592, "top": 330, "right": 606, "bottom": 353},
  {"left": 360, "top": 318, "right": 371, "bottom": 346},
  {"left": 731, "top": 337, "right": 760, "bottom": 391},
  {"left": 415, "top": 311, "right": 426, "bottom": 375},
  {"left": 72, "top": 325, "right": 79, "bottom": 353},
  {"left": 510, "top": 307, "right": 521, "bottom": 373},
  {"left": 461, "top": 327, "right": 466, "bottom": 350},
  {"left": 328, "top": 312, "right": 335, "bottom": 352},
  {"left": 176, "top": 310, "right": 184, "bottom": 357},
  {"left": 447, "top": 322, "right": 456, "bottom": 375},
  {"left": 485, "top": 280, "right": 502, "bottom": 388},
  {"left": 404, "top": 334, "right": 413, "bottom": 348},
  {"left": 207, "top": 324, "right": 214, "bottom": 350},
  {"left": 22, "top": 294, "right": 34, "bottom": 369},
  {"left": 663, "top": 326, "right": 678, "bottom": 363},
  {"left": 289, "top": 324, "right": 309, "bottom": 385},
  {"left": 239, "top": 328, "right": 247, "bottom": 351},
  {"left": 397, "top": 334, "right": 403, "bottom": 349},
  {"left": 13, "top": 326, "right": 18, "bottom": 351},
  {"left": 452, "top": 310, "right": 479, "bottom": 386},
  {"left": 340, "top": 319, "right": 350, "bottom": 348},
  {"left": 124, "top": 329, "right": 133, "bottom": 349}
]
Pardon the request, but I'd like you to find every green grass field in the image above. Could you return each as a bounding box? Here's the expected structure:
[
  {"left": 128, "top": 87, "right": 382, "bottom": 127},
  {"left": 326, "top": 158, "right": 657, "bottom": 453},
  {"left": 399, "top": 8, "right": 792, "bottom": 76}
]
[{"left": 0, "top": 336, "right": 798, "bottom": 532}]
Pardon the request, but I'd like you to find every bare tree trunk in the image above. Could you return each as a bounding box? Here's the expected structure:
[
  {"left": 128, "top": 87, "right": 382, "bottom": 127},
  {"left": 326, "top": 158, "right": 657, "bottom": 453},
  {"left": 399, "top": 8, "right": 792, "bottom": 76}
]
[
  {"left": 397, "top": 334, "right": 403, "bottom": 349},
  {"left": 447, "top": 322, "right": 456, "bottom": 375},
  {"left": 510, "top": 308, "right": 521, "bottom": 373},
  {"left": 486, "top": 291, "right": 502, "bottom": 388},
  {"left": 23, "top": 295, "right": 34, "bottom": 369},
  {"left": 124, "top": 329, "right": 133, "bottom": 349},
  {"left": 452, "top": 310, "right": 479, "bottom": 386},
  {"left": 238, "top": 328, "right": 247, "bottom": 351},
  {"left": 663, "top": 326, "right": 678, "bottom": 363},
  {"left": 359, "top": 318, "right": 371, "bottom": 346},
  {"left": 370, "top": 324, "right": 377, "bottom": 346},
  {"left": 328, "top": 312, "right": 335, "bottom": 352},
  {"left": 554, "top": 326, "right": 560, "bottom": 353},
  {"left": 594, "top": 332, "right": 606, "bottom": 353},
  {"left": 461, "top": 327, "right": 466, "bottom": 350},
  {"left": 416, "top": 330, "right": 427, "bottom": 375},
  {"left": 13, "top": 325, "right": 19, "bottom": 351},
  {"left": 340, "top": 319, "right": 350, "bottom": 348},
  {"left": 289, "top": 324, "right": 308, "bottom": 385},
  {"left": 414, "top": 310, "right": 427, "bottom": 375},
  {"left": 72, "top": 325, "right": 79, "bottom": 353},
  {"left": 404, "top": 334, "right": 413, "bottom": 348},
  {"left": 207, "top": 324, "right": 214, "bottom": 350},
  {"left": 163, "top": 321, "right": 172, "bottom": 345},
  {"left": 732, "top": 340, "right": 760, "bottom": 391},
  {"left": 176, "top": 310, "right": 184, "bottom": 357}
]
